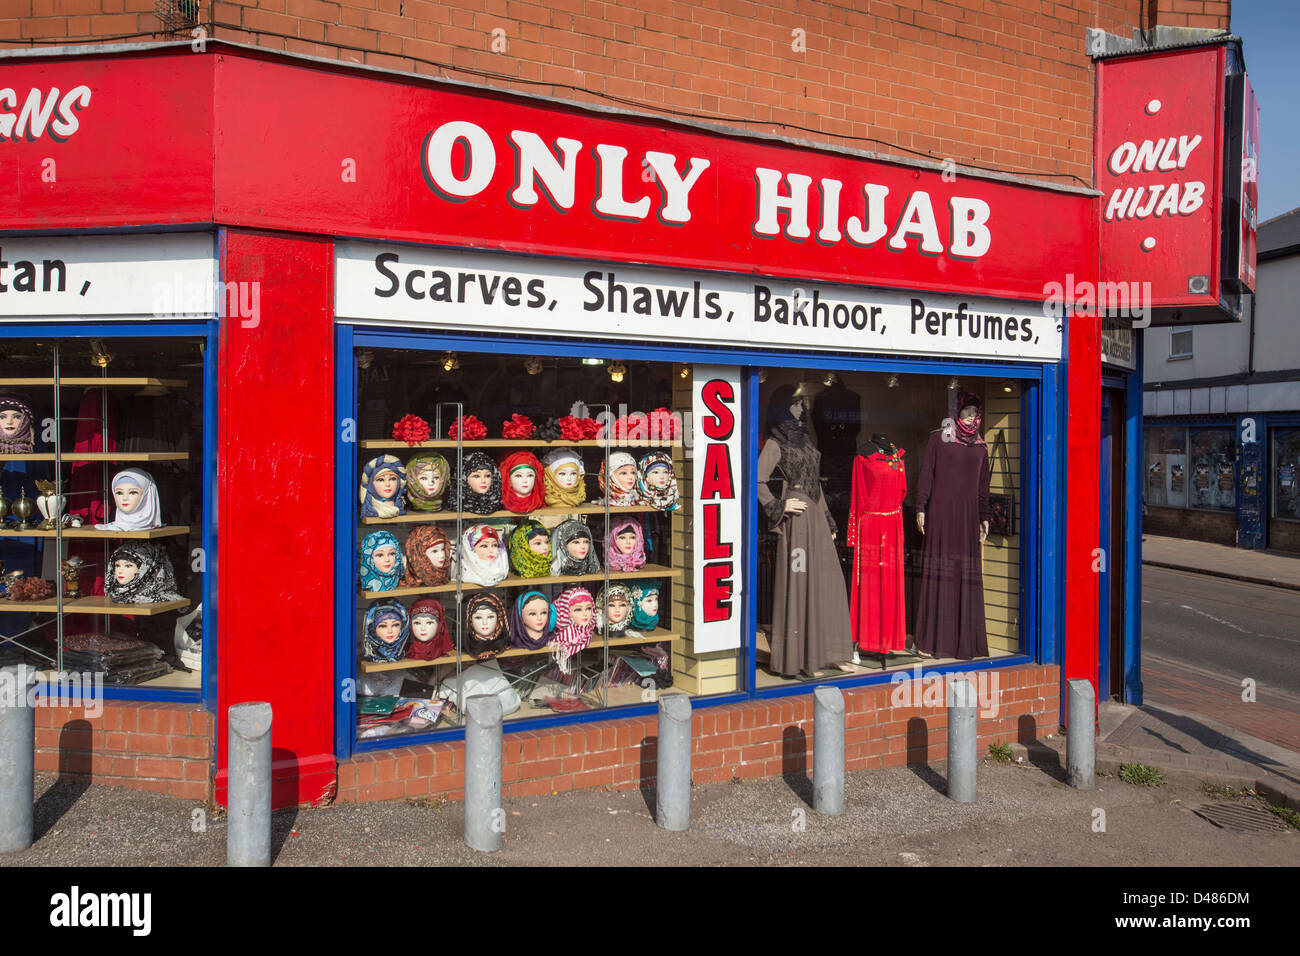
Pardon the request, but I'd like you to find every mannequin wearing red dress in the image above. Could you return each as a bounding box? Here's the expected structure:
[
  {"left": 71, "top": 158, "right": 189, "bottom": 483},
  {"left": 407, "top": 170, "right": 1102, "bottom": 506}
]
[{"left": 847, "top": 434, "right": 908, "bottom": 659}]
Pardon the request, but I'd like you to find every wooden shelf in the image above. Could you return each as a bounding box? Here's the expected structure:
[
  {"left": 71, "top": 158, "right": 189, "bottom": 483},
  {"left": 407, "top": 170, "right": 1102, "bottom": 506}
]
[
  {"left": 0, "top": 525, "right": 190, "bottom": 539},
  {"left": 360, "top": 564, "right": 680, "bottom": 600},
  {"left": 0, "top": 377, "right": 187, "bottom": 387},
  {"left": 0, "top": 452, "right": 189, "bottom": 462},
  {"left": 360, "top": 629, "right": 682, "bottom": 672},
  {"left": 0, "top": 595, "right": 190, "bottom": 615},
  {"left": 361, "top": 439, "right": 682, "bottom": 450},
  {"left": 361, "top": 504, "right": 664, "bottom": 524}
]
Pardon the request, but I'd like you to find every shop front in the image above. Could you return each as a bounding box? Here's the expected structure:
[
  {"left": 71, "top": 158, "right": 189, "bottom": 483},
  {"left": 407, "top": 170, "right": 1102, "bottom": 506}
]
[{"left": 1, "top": 42, "right": 1099, "bottom": 806}]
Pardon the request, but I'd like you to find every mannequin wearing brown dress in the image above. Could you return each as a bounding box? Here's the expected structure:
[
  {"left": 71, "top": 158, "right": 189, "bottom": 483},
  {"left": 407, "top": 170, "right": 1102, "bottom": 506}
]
[{"left": 757, "top": 385, "right": 854, "bottom": 676}]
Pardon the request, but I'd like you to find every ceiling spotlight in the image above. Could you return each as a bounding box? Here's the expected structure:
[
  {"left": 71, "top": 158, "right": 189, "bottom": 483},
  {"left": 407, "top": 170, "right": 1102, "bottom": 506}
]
[
  {"left": 581, "top": 358, "right": 604, "bottom": 366},
  {"left": 886, "top": 374, "right": 900, "bottom": 388},
  {"left": 823, "top": 371, "right": 838, "bottom": 387},
  {"left": 1002, "top": 380, "right": 1016, "bottom": 394},
  {"left": 441, "top": 351, "right": 460, "bottom": 372},
  {"left": 948, "top": 378, "right": 960, "bottom": 391},
  {"left": 90, "top": 340, "right": 113, "bottom": 368},
  {"left": 758, "top": 369, "right": 768, "bottom": 383},
  {"left": 356, "top": 350, "right": 374, "bottom": 370},
  {"left": 524, "top": 357, "right": 542, "bottom": 375},
  {"left": 608, "top": 361, "right": 627, "bottom": 384},
  {"left": 679, "top": 365, "right": 690, "bottom": 379}
]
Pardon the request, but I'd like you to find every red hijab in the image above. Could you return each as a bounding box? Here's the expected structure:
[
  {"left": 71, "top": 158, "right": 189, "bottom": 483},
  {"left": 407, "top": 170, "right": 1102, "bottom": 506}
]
[{"left": 499, "top": 451, "right": 546, "bottom": 513}]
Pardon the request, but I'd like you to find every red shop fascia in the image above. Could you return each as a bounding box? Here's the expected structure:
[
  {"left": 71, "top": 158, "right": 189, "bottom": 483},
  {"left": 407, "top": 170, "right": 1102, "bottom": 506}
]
[{"left": 1, "top": 41, "right": 1108, "bottom": 806}]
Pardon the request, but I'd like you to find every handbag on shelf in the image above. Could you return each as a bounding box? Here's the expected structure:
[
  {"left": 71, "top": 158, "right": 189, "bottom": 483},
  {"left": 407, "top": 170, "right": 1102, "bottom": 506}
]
[{"left": 987, "top": 429, "right": 1016, "bottom": 537}]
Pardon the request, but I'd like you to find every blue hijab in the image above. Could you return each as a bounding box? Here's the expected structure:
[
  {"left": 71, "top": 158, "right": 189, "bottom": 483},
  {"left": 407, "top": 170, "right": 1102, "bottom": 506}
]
[
  {"left": 358, "top": 530, "right": 404, "bottom": 591},
  {"left": 359, "top": 455, "right": 406, "bottom": 519},
  {"left": 363, "top": 600, "right": 410, "bottom": 662}
]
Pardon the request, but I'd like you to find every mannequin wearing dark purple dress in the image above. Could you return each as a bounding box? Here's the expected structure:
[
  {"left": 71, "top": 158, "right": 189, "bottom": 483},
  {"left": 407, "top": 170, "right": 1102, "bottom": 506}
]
[{"left": 913, "top": 394, "right": 991, "bottom": 660}]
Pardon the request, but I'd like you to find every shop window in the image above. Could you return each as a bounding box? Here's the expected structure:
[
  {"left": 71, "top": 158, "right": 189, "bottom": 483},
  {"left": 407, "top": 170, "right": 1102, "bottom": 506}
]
[
  {"left": 0, "top": 338, "right": 206, "bottom": 690},
  {"left": 1273, "top": 429, "right": 1300, "bottom": 521},
  {"left": 754, "top": 371, "right": 1023, "bottom": 685},
  {"left": 351, "top": 348, "right": 739, "bottom": 741},
  {"left": 1169, "top": 329, "right": 1193, "bottom": 360},
  {"left": 1144, "top": 426, "right": 1188, "bottom": 509},
  {"left": 1187, "top": 428, "right": 1235, "bottom": 511}
]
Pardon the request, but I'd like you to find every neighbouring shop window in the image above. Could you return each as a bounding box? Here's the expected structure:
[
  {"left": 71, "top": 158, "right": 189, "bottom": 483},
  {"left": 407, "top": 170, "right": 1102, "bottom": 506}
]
[
  {"left": 0, "top": 337, "right": 206, "bottom": 690},
  {"left": 351, "top": 347, "right": 739, "bottom": 741},
  {"left": 1144, "top": 426, "right": 1188, "bottom": 509},
  {"left": 1169, "top": 329, "right": 1193, "bottom": 360},
  {"left": 1188, "top": 428, "right": 1236, "bottom": 511},
  {"left": 1273, "top": 429, "right": 1300, "bottom": 521},
  {"left": 754, "top": 370, "right": 1024, "bottom": 686}
]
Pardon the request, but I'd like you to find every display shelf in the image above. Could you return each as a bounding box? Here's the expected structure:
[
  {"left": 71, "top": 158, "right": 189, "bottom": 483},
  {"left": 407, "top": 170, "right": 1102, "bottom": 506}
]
[
  {"left": 359, "top": 629, "right": 682, "bottom": 672},
  {"left": 0, "top": 595, "right": 190, "bottom": 615},
  {"left": 361, "top": 504, "right": 664, "bottom": 524},
  {"left": 360, "top": 564, "right": 681, "bottom": 600},
  {"left": 361, "top": 439, "right": 682, "bottom": 449},
  {"left": 0, "top": 525, "right": 191, "bottom": 539},
  {"left": 0, "top": 452, "right": 189, "bottom": 462},
  {"left": 0, "top": 377, "right": 188, "bottom": 387}
]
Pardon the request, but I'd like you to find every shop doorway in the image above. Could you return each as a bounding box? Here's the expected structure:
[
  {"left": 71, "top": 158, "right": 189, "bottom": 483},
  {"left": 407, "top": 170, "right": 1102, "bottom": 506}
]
[{"left": 1098, "top": 387, "right": 1127, "bottom": 700}]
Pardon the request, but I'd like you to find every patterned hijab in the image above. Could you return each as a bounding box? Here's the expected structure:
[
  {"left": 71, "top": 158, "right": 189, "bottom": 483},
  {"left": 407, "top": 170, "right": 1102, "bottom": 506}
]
[
  {"left": 363, "top": 600, "right": 410, "bottom": 663},
  {"left": 95, "top": 468, "right": 163, "bottom": 532},
  {"left": 509, "top": 519, "right": 553, "bottom": 578},
  {"left": 398, "top": 524, "right": 451, "bottom": 587},
  {"left": 508, "top": 590, "right": 556, "bottom": 650},
  {"left": 598, "top": 451, "right": 641, "bottom": 506},
  {"left": 630, "top": 581, "right": 661, "bottom": 630},
  {"left": 456, "top": 523, "right": 510, "bottom": 586},
  {"left": 605, "top": 517, "right": 647, "bottom": 572},
  {"left": 499, "top": 450, "right": 546, "bottom": 514},
  {"left": 405, "top": 454, "right": 449, "bottom": 512},
  {"left": 951, "top": 391, "right": 988, "bottom": 446},
  {"left": 550, "top": 519, "right": 600, "bottom": 576},
  {"left": 541, "top": 447, "right": 587, "bottom": 508},
  {"left": 636, "top": 452, "right": 679, "bottom": 512},
  {"left": 451, "top": 451, "right": 503, "bottom": 515},
  {"left": 0, "top": 394, "right": 35, "bottom": 454},
  {"left": 405, "top": 597, "right": 451, "bottom": 661},
  {"left": 463, "top": 591, "right": 509, "bottom": 659},
  {"left": 106, "top": 541, "right": 183, "bottom": 605},
  {"left": 595, "top": 583, "right": 634, "bottom": 637},
  {"left": 358, "top": 529, "right": 404, "bottom": 592},
  {"left": 360, "top": 455, "right": 407, "bottom": 518},
  {"left": 551, "top": 586, "right": 595, "bottom": 673}
]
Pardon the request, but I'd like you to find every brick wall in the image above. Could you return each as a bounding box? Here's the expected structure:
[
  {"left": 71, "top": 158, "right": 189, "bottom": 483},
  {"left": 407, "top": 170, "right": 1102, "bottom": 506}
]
[
  {"left": 1146, "top": 0, "right": 1232, "bottom": 31},
  {"left": 5, "top": 0, "right": 1223, "bottom": 189},
  {"left": 337, "top": 663, "right": 1059, "bottom": 803},
  {"left": 35, "top": 700, "right": 214, "bottom": 802},
  {"left": 1268, "top": 518, "right": 1300, "bottom": 555},
  {"left": 1145, "top": 504, "right": 1237, "bottom": 546}
]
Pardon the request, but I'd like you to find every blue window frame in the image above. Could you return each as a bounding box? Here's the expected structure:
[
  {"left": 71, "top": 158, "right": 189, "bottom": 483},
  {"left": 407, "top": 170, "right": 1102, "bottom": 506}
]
[
  {"left": 335, "top": 324, "right": 1059, "bottom": 757},
  {"left": 0, "top": 321, "right": 218, "bottom": 710}
]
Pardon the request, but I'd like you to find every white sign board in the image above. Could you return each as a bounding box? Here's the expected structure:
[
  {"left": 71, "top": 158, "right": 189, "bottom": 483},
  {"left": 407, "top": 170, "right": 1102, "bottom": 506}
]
[
  {"left": 335, "top": 241, "right": 1062, "bottom": 362},
  {"left": 692, "top": 365, "right": 743, "bottom": 653},
  {"left": 0, "top": 233, "right": 216, "bottom": 319}
]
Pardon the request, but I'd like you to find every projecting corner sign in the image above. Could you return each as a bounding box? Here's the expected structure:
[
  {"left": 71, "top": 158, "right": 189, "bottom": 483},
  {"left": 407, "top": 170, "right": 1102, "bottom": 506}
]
[{"left": 0, "top": 234, "right": 216, "bottom": 319}]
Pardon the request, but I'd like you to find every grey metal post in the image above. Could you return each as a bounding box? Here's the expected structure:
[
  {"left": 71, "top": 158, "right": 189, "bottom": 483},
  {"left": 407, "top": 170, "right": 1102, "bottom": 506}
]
[
  {"left": 0, "top": 665, "right": 36, "bottom": 853},
  {"left": 227, "top": 702, "right": 272, "bottom": 867},
  {"left": 1066, "top": 678, "right": 1096, "bottom": 791},
  {"left": 464, "top": 694, "right": 503, "bottom": 853},
  {"left": 946, "top": 678, "right": 977, "bottom": 803},
  {"left": 813, "top": 685, "right": 844, "bottom": 815},
  {"left": 656, "top": 693, "right": 691, "bottom": 831}
]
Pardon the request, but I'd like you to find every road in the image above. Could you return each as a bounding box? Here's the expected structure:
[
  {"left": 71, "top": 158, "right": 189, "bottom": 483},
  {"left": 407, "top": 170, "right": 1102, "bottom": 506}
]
[{"left": 1141, "top": 566, "right": 1300, "bottom": 752}]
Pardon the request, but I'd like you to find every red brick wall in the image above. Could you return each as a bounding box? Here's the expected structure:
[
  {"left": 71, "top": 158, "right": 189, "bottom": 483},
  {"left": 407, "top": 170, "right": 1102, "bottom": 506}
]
[
  {"left": 1147, "top": 0, "right": 1232, "bottom": 31},
  {"left": 4, "top": 0, "right": 1197, "bottom": 189},
  {"left": 1145, "top": 505, "right": 1237, "bottom": 546},
  {"left": 35, "top": 701, "right": 214, "bottom": 802},
  {"left": 337, "top": 664, "right": 1059, "bottom": 804}
]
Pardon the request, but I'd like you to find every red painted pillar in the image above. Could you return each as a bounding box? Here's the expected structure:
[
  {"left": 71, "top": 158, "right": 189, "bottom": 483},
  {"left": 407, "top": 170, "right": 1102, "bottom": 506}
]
[
  {"left": 1064, "top": 310, "right": 1101, "bottom": 707},
  {"left": 215, "top": 230, "right": 337, "bottom": 808}
]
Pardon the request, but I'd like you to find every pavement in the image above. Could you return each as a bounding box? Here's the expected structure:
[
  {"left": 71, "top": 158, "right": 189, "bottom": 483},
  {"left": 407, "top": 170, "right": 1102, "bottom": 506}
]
[{"left": 1142, "top": 534, "right": 1300, "bottom": 590}]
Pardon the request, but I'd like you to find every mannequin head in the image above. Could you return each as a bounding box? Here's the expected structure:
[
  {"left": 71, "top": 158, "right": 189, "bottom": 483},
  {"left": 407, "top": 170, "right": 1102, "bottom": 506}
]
[
  {"left": 0, "top": 408, "right": 26, "bottom": 438},
  {"left": 374, "top": 617, "right": 404, "bottom": 643},
  {"left": 470, "top": 605, "right": 499, "bottom": 638},
  {"left": 637, "top": 590, "right": 659, "bottom": 618},
  {"left": 566, "top": 534, "right": 590, "bottom": 560},
  {"left": 520, "top": 594, "right": 550, "bottom": 637},
  {"left": 605, "top": 591, "right": 630, "bottom": 625},
  {"left": 371, "top": 542, "right": 399, "bottom": 574},
  {"left": 527, "top": 529, "right": 550, "bottom": 555},
  {"left": 411, "top": 612, "right": 441, "bottom": 642},
  {"left": 113, "top": 558, "right": 139, "bottom": 586},
  {"left": 644, "top": 461, "right": 671, "bottom": 489},
  {"left": 554, "top": 464, "right": 580, "bottom": 489},
  {"left": 509, "top": 465, "right": 537, "bottom": 496},
  {"left": 473, "top": 534, "right": 500, "bottom": 563},
  {"left": 615, "top": 529, "right": 637, "bottom": 554},
  {"left": 414, "top": 461, "right": 445, "bottom": 497},
  {"left": 372, "top": 467, "right": 401, "bottom": 500},
  {"left": 568, "top": 597, "right": 594, "bottom": 628},
  {"left": 426, "top": 540, "right": 448, "bottom": 569},
  {"left": 113, "top": 478, "right": 147, "bottom": 514}
]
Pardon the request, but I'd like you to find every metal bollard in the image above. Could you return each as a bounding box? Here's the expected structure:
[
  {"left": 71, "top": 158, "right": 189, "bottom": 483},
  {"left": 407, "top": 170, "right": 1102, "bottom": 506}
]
[
  {"left": 227, "top": 701, "right": 272, "bottom": 867},
  {"left": 1066, "top": 678, "right": 1096, "bottom": 791},
  {"left": 464, "top": 694, "right": 503, "bottom": 853},
  {"left": 656, "top": 693, "right": 691, "bottom": 831},
  {"left": 0, "top": 665, "right": 36, "bottom": 853},
  {"left": 946, "top": 678, "right": 977, "bottom": 803},
  {"left": 812, "top": 685, "right": 845, "bottom": 815}
]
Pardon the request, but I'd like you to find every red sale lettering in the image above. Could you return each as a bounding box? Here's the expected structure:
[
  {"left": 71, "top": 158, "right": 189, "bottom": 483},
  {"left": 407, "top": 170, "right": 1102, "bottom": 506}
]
[
  {"left": 703, "top": 563, "right": 733, "bottom": 622},
  {"left": 698, "top": 442, "right": 736, "bottom": 500},
  {"left": 702, "top": 502, "right": 733, "bottom": 560},
  {"left": 699, "top": 379, "right": 735, "bottom": 439}
]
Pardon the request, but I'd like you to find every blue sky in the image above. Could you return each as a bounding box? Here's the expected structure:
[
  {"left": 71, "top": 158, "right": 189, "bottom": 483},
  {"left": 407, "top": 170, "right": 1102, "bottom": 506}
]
[{"left": 1234, "top": 1, "right": 1299, "bottom": 220}]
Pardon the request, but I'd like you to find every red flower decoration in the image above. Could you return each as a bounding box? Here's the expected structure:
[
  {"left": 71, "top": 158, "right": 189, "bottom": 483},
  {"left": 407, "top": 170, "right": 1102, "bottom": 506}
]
[
  {"left": 392, "top": 413, "right": 431, "bottom": 446},
  {"left": 648, "top": 407, "right": 681, "bottom": 440},
  {"left": 581, "top": 418, "right": 601, "bottom": 439},
  {"left": 448, "top": 415, "right": 487, "bottom": 441},
  {"left": 501, "top": 414, "right": 536, "bottom": 439},
  {"left": 558, "top": 415, "right": 587, "bottom": 442}
]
